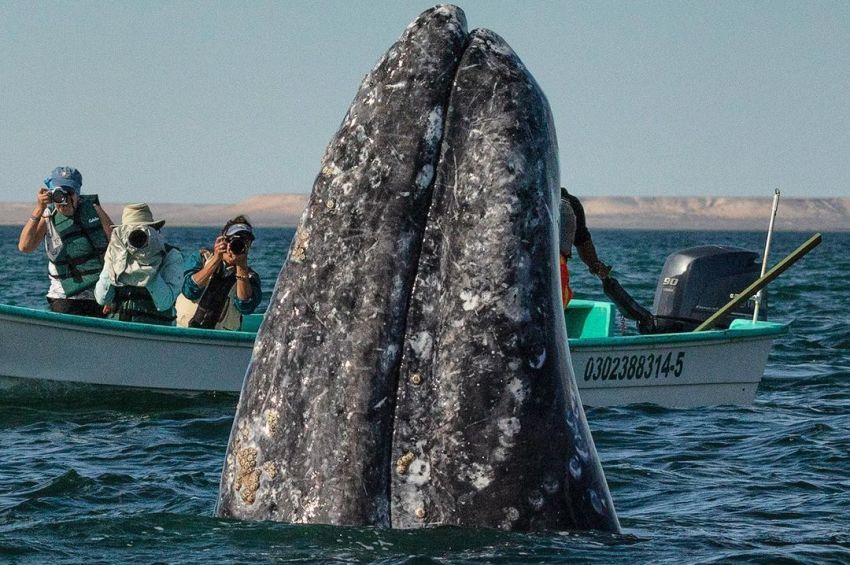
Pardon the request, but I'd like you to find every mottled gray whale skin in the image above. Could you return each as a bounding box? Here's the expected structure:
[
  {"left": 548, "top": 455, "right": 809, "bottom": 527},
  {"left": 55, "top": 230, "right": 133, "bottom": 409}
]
[
  {"left": 389, "top": 29, "right": 620, "bottom": 532},
  {"left": 217, "top": 5, "right": 620, "bottom": 533},
  {"left": 216, "top": 5, "right": 469, "bottom": 525}
]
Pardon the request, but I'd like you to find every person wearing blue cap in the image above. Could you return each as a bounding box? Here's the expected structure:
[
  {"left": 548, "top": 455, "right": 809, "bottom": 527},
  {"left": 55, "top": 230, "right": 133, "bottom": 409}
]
[
  {"left": 176, "top": 215, "right": 262, "bottom": 330},
  {"left": 17, "top": 166, "right": 114, "bottom": 316}
]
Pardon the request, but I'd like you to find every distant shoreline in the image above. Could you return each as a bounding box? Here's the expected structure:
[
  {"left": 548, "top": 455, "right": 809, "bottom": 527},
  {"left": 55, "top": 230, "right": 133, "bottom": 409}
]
[{"left": 2, "top": 194, "right": 847, "bottom": 232}]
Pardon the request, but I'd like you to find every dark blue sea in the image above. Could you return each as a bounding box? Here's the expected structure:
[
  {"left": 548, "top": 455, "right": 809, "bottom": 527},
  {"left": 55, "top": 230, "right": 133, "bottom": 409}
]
[{"left": 1, "top": 225, "right": 848, "bottom": 563}]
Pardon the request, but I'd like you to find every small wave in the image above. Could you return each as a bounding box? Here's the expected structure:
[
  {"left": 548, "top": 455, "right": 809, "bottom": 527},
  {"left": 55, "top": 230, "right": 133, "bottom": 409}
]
[
  {"left": 1, "top": 469, "right": 97, "bottom": 516},
  {"left": 17, "top": 469, "right": 94, "bottom": 500}
]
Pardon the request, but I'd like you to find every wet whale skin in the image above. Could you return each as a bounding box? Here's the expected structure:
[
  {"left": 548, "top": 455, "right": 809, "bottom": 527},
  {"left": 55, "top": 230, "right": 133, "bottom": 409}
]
[{"left": 217, "top": 6, "right": 620, "bottom": 533}]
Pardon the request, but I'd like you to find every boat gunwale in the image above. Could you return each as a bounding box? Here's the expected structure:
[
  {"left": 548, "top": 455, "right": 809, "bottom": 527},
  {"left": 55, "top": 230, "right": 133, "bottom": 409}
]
[
  {"left": 569, "top": 319, "right": 788, "bottom": 349},
  {"left": 1, "top": 302, "right": 788, "bottom": 349},
  {"left": 0, "top": 303, "right": 256, "bottom": 343}
]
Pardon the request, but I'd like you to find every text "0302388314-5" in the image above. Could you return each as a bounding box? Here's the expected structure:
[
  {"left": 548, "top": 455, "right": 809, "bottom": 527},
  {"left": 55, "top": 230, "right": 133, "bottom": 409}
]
[{"left": 583, "top": 351, "right": 685, "bottom": 381}]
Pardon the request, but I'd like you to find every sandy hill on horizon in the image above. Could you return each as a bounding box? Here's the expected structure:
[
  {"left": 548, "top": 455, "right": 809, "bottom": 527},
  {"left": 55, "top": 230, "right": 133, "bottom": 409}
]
[{"left": 1, "top": 194, "right": 847, "bottom": 231}]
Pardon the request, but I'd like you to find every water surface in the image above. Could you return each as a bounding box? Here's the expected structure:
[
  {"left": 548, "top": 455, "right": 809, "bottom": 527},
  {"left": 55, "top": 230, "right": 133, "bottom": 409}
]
[{"left": 1, "top": 226, "right": 848, "bottom": 563}]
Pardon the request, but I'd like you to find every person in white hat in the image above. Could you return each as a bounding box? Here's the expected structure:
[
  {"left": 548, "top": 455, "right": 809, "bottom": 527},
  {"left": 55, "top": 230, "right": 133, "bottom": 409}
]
[
  {"left": 17, "top": 166, "right": 114, "bottom": 316},
  {"left": 94, "top": 203, "right": 184, "bottom": 325}
]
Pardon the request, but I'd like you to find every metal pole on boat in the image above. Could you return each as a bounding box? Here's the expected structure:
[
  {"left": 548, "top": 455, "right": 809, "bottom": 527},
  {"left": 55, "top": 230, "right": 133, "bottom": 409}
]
[
  {"left": 694, "top": 232, "right": 822, "bottom": 332},
  {"left": 753, "top": 188, "right": 781, "bottom": 322}
]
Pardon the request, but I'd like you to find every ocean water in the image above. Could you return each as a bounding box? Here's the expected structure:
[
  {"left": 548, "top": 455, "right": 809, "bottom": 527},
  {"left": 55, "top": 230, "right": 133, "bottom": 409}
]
[{"left": 1, "top": 225, "right": 848, "bottom": 563}]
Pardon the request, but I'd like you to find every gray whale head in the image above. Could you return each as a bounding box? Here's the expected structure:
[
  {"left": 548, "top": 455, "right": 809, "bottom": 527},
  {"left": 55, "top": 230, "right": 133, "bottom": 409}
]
[{"left": 216, "top": 4, "right": 620, "bottom": 534}]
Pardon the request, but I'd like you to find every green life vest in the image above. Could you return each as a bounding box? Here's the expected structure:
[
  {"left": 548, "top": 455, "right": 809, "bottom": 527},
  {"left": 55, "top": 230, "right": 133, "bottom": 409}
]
[
  {"left": 108, "top": 286, "right": 176, "bottom": 325},
  {"left": 107, "top": 244, "right": 179, "bottom": 326},
  {"left": 49, "top": 195, "right": 108, "bottom": 297}
]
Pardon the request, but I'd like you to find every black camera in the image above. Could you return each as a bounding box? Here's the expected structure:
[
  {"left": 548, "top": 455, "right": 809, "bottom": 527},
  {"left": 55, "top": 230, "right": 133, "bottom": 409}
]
[
  {"left": 226, "top": 235, "right": 249, "bottom": 255},
  {"left": 128, "top": 228, "right": 149, "bottom": 249},
  {"left": 48, "top": 188, "right": 70, "bottom": 204}
]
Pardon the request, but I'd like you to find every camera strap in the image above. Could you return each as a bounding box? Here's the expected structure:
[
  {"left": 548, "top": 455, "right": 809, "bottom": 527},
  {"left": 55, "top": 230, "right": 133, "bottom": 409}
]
[{"left": 189, "top": 261, "right": 238, "bottom": 329}]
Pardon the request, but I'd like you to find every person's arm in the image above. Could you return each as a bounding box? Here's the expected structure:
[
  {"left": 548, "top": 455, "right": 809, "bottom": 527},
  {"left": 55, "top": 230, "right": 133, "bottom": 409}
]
[
  {"left": 569, "top": 195, "right": 592, "bottom": 248},
  {"left": 181, "top": 251, "right": 207, "bottom": 300},
  {"left": 568, "top": 195, "right": 610, "bottom": 279},
  {"left": 232, "top": 271, "right": 262, "bottom": 315},
  {"left": 576, "top": 239, "right": 611, "bottom": 279},
  {"left": 191, "top": 236, "right": 227, "bottom": 289},
  {"left": 92, "top": 199, "right": 114, "bottom": 241},
  {"left": 232, "top": 248, "right": 254, "bottom": 303},
  {"left": 146, "top": 248, "right": 185, "bottom": 311},
  {"left": 94, "top": 266, "right": 116, "bottom": 305},
  {"left": 18, "top": 189, "right": 50, "bottom": 252}
]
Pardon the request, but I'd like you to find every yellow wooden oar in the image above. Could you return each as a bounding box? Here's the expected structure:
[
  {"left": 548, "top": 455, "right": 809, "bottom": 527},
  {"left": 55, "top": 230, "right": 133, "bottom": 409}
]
[{"left": 694, "top": 233, "right": 822, "bottom": 332}]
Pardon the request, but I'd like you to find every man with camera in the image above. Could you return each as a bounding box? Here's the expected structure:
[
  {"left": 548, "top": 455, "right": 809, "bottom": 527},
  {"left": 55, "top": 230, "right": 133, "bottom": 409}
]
[
  {"left": 17, "top": 166, "right": 114, "bottom": 316},
  {"left": 176, "top": 215, "right": 261, "bottom": 330},
  {"left": 94, "top": 204, "right": 183, "bottom": 325}
]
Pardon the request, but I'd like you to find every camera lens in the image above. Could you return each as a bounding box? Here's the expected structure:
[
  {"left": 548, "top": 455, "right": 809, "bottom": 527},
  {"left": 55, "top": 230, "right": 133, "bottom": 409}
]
[
  {"left": 50, "top": 189, "right": 69, "bottom": 204},
  {"left": 128, "top": 229, "right": 149, "bottom": 249},
  {"left": 228, "top": 237, "right": 246, "bottom": 255}
]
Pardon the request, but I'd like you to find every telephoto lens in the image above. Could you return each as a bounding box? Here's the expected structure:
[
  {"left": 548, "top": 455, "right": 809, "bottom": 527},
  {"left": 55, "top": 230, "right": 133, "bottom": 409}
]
[
  {"left": 50, "top": 189, "right": 69, "bottom": 204},
  {"left": 228, "top": 236, "right": 247, "bottom": 255},
  {"left": 128, "top": 228, "right": 149, "bottom": 249}
]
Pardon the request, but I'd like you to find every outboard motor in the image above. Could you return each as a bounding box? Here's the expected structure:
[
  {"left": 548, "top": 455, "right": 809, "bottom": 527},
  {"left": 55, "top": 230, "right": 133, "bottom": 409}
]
[
  {"left": 652, "top": 245, "right": 766, "bottom": 333},
  {"left": 602, "top": 245, "right": 766, "bottom": 334}
]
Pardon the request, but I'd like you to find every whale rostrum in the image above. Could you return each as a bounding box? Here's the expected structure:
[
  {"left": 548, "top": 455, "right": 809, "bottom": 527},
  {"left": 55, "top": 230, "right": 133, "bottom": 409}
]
[{"left": 216, "top": 5, "right": 620, "bottom": 533}]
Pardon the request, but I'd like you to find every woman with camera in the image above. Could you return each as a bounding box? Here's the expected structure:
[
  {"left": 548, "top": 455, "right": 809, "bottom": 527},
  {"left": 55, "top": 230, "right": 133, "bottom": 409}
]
[
  {"left": 175, "top": 215, "right": 262, "bottom": 330},
  {"left": 17, "top": 166, "right": 114, "bottom": 317},
  {"left": 94, "top": 204, "right": 184, "bottom": 325}
]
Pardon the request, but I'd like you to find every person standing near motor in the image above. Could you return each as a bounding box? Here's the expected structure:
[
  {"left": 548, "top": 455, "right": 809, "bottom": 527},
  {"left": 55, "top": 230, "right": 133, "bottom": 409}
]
[
  {"left": 559, "top": 187, "right": 611, "bottom": 307},
  {"left": 17, "top": 166, "right": 114, "bottom": 316},
  {"left": 176, "top": 216, "right": 262, "bottom": 330}
]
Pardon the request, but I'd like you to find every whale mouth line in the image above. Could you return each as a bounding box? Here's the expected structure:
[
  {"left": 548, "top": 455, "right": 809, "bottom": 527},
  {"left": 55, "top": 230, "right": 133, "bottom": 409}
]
[{"left": 217, "top": 4, "right": 620, "bottom": 534}]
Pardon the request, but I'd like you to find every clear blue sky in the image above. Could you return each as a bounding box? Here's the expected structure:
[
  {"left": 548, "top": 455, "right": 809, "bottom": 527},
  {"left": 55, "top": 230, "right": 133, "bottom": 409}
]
[{"left": 2, "top": 1, "right": 847, "bottom": 204}]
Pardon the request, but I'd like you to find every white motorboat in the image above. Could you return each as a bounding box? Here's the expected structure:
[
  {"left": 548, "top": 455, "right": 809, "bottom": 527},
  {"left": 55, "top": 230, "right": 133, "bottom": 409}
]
[{"left": 0, "top": 299, "right": 786, "bottom": 407}]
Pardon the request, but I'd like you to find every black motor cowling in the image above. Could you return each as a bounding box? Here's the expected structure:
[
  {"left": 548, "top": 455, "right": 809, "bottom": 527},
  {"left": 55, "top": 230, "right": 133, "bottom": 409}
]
[{"left": 651, "top": 245, "right": 766, "bottom": 333}]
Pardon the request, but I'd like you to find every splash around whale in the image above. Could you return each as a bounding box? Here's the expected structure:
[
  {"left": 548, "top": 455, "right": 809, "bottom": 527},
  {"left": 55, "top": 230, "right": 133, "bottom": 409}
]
[{"left": 216, "top": 4, "right": 620, "bottom": 533}]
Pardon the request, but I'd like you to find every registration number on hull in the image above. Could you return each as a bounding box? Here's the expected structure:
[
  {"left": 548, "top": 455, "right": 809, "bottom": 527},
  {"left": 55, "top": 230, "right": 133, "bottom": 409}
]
[{"left": 583, "top": 351, "right": 685, "bottom": 381}]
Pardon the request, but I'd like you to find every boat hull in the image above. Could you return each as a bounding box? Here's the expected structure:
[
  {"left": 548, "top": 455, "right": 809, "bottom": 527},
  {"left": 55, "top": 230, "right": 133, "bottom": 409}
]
[
  {"left": 0, "top": 305, "right": 254, "bottom": 393},
  {"left": 0, "top": 303, "right": 786, "bottom": 407},
  {"left": 570, "top": 329, "right": 776, "bottom": 407}
]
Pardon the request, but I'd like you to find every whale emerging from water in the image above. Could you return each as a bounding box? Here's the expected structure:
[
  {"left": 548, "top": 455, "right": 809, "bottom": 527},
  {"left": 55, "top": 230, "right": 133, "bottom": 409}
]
[{"left": 216, "top": 5, "right": 620, "bottom": 533}]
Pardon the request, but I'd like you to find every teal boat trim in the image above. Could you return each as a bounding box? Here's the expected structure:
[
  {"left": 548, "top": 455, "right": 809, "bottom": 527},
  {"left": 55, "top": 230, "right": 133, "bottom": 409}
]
[
  {"left": 0, "top": 300, "right": 788, "bottom": 349},
  {"left": 565, "top": 298, "right": 788, "bottom": 348},
  {"left": 0, "top": 303, "right": 257, "bottom": 344},
  {"left": 570, "top": 321, "right": 788, "bottom": 349}
]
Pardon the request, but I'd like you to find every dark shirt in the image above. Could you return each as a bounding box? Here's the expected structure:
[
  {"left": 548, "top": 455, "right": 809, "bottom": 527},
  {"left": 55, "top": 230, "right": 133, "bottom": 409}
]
[
  {"left": 181, "top": 250, "right": 262, "bottom": 315},
  {"left": 566, "top": 194, "right": 591, "bottom": 247}
]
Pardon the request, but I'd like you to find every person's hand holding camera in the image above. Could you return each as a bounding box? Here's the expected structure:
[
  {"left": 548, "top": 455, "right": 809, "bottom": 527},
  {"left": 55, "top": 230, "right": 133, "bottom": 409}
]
[
  {"left": 208, "top": 235, "right": 227, "bottom": 265},
  {"left": 212, "top": 236, "right": 228, "bottom": 261},
  {"left": 36, "top": 188, "right": 51, "bottom": 207}
]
